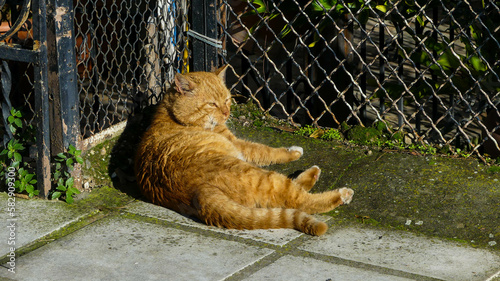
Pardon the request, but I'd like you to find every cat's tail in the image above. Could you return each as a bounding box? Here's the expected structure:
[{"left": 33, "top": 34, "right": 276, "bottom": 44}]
[{"left": 194, "top": 189, "right": 328, "bottom": 236}]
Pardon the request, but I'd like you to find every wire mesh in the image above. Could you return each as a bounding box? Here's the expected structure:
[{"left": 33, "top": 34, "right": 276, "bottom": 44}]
[
  {"left": 220, "top": 0, "right": 500, "bottom": 158},
  {"left": 74, "top": 0, "right": 188, "bottom": 138},
  {"left": 0, "top": 2, "right": 37, "bottom": 134}
]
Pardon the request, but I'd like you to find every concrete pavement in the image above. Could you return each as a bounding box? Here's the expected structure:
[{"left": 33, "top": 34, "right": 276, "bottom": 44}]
[{"left": 0, "top": 195, "right": 498, "bottom": 281}]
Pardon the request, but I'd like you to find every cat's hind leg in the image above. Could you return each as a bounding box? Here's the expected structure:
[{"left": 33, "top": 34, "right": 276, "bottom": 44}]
[
  {"left": 293, "top": 165, "right": 321, "bottom": 191},
  {"left": 194, "top": 187, "right": 329, "bottom": 236}
]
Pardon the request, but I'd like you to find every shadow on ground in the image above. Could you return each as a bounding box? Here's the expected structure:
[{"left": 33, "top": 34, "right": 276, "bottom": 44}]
[{"left": 107, "top": 105, "right": 157, "bottom": 200}]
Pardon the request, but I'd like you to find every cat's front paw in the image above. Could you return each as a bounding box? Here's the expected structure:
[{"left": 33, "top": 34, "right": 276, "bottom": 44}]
[
  {"left": 339, "top": 187, "right": 354, "bottom": 205},
  {"left": 287, "top": 146, "right": 303, "bottom": 160}
]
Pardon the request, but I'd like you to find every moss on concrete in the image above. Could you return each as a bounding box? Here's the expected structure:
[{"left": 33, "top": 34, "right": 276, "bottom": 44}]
[
  {"left": 81, "top": 138, "right": 118, "bottom": 189},
  {"left": 230, "top": 117, "right": 499, "bottom": 250},
  {"left": 74, "top": 185, "right": 134, "bottom": 211}
]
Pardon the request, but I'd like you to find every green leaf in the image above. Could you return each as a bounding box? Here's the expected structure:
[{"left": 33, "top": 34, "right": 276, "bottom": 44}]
[
  {"left": 310, "top": 0, "right": 338, "bottom": 12},
  {"left": 14, "top": 153, "right": 22, "bottom": 162},
  {"left": 435, "top": 50, "right": 460, "bottom": 72},
  {"left": 54, "top": 170, "right": 61, "bottom": 180},
  {"left": 7, "top": 138, "right": 17, "bottom": 148},
  {"left": 66, "top": 158, "right": 74, "bottom": 167},
  {"left": 68, "top": 144, "right": 76, "bottom": 155},
  {"left": 375, "top": 5, "right": 388, "bottom": 13},
  {"left": 279, "top": 25, "right": 293, "bottom": 39},
  {"left": 57, "top": 184, "right": 67, "bottom": 191},
  {"left": 66, "top": 195, "right": 74, "bottom": 204},
  {"left": 66, "top": 177, "right": 74, "bottom": 188},
  {"left": 470, "top": 24, "right": 481, "bottom": 41},
  {"left": 75, "top": 156, "right": 84, "bottom": 164},
  {"left": 244, "top": 0, "right": 267, "bottom": 15},
  {"left": 13, "top": 143, "right": 25, "bottom": 151},
  {"left": 57, "top": 153, "right": 67, "bottom": 159},
  {"left": 75, "top": 150, "right": 82, "bottom": 156},
  {"left": 12, "top": 109, "right": 21, "bottom": 117},
  {"left": 14, "top": 118, "right": 22, "bottom": 128},
  {"left": 15, "top": 180, "right": 24, "bottom": 192},
  {"left": 26, "top": 185, "right": 34, "bottom": 194},
  {"left": 470, "top": 56, "right": 487, "bottom": 72},
  {"left": 416, "top": 15, "right": 425, "bottom": 27},
  {"left": 25, "top": 173, "right": 34, "bottom": 182},
  {"left": 51, "top": 191, "right": 62, "bottom": 199},
  {"left": 69, "top": 187, "right": 81, "bottom": 194}
]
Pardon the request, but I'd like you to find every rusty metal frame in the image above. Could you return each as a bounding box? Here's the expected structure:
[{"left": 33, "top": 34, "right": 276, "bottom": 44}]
[
  {"left": 0, "top": 0, "right": 51, "bottom": 196},
  {"left": 1, "top": 0, "right": 79, "bottom": 197}
]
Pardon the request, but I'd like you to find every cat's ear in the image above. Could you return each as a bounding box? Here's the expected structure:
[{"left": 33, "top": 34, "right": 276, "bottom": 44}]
[
  {"left": 214, "top": 65, "right": 229, "bottom": 81},
  {"left": 174, "top": 73, "right": 195, "bottom": 95}
]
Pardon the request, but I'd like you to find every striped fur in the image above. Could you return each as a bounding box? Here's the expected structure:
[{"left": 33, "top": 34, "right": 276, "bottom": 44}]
[{"left": 134, "top": 67, "right": 354, "bottom": 236}]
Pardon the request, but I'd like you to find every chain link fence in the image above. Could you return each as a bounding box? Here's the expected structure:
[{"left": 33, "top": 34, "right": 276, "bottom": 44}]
[
  {"left": 0, "top": 7, "right": 37, "bottom": 136},
  {"left": 219, "top": 0, "right": 500, "bottom": 159},
  {"left": 74, "top": 0, "right": 189, "bottom": 138},
  {"left": 1, "top": 0, "right": 191, "bottom": 195},
  {"left": 2, "top": 0, "right": 500, "bottom": 195}
]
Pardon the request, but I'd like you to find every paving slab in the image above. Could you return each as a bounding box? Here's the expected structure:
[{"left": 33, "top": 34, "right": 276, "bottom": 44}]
[
  {"left": 125, "top": 200, "right": 325, "bottom": 246},
  {"left": 0, "top": 215, "right": 273, "bottom": 281},
  {"left": 299, "top": 225, "right": 500, "bottom": 281},
  {"left": 0, "top": 193, "right": 97, "bottom": 256},
  {"left": 242, "top": 255, "right": 415, "bottom": 281}
]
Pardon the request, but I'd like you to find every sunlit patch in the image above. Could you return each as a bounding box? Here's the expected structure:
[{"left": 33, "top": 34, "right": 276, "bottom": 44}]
[
  {"left": 236, "top": 153, "right": 246, "bottom": 161},
  {"left": 205, "top": 115, "right": 218, "bottom": 130}
]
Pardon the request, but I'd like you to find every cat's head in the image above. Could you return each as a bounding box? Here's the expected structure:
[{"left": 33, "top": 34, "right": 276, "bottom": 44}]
[{"left": 168, "top": 66, "right": 232, "bottom": 129}]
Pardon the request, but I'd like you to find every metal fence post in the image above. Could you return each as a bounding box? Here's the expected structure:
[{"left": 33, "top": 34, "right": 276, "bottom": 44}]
[
  {"left": 46, "top": 0, "right": 81, "bottom": 191},
  {"left": 189, "top": 0, "right": 219, "bottom": 71},
  {"left": 47, "top": 0, "right": 80, "bottom": 154},
  {"left": 33, "top": 0, "right": 52, "bottom": 197}
]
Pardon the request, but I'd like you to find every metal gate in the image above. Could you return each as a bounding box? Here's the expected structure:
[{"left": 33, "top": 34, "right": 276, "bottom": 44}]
[
  {"left": 1, "top": 0, "right": 191, "bottom": 196},
  {"left": 1, "top": 0, "right": 56, "bottom": 196}
]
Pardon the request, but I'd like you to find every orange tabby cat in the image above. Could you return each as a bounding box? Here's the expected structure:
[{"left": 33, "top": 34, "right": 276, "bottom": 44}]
[{"left": 134, "top": 66, "right": 354, "bottom": 236}]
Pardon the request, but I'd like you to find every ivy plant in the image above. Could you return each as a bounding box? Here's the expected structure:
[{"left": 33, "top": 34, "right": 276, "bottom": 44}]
[
  {"left": 15, "top": 167, "right": 38, "bottom": 198},
  {"left": 1, "top": 108, "right": 38, "bottom": 198},
  {"left": 50, "top": 144, "right": 83, "bottom": 204},
  {"left": 1, "top": 138, "right": 24, "bottom": 168}
]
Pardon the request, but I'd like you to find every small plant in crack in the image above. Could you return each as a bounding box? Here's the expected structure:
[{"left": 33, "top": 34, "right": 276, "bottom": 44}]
[{"left": 50, "top": 144, "right": 83, "bottom": 204}]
